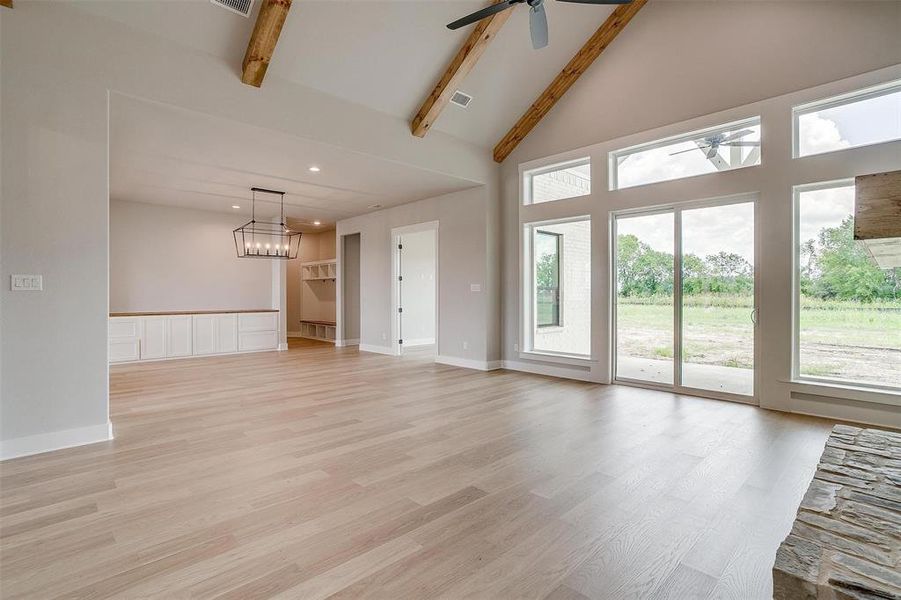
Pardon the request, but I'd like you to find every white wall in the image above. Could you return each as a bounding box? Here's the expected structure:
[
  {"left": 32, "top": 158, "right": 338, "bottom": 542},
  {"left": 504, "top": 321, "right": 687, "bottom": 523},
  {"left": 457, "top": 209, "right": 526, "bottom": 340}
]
[
  {"left": 109, "top": 200, "right": 273, "bottom": 312},
  {"left": 400, "top": 229, "right": 436, "bottom": 346},
  {"left": 501, "top": 65, "right": 901, "bottom": 427},
  {"left": 341, "top": 233, "right": 361, "bottom": 343},
  {"left": 0, "top": 2, "right": 492, "bottom": 458},
  {"left": 337, "top": 184, "right": 500, "bottom": 367}
]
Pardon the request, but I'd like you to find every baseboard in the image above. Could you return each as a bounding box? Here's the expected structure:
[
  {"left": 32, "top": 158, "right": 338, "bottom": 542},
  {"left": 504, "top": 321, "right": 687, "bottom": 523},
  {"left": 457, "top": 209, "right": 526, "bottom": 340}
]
[
  {"left": 278, "top": 342, "right": 289, "bottom": 351},
  {"left": 436, "top": 355, "right": 502, "bottom": 371},
  {"left": 1, "top": 421, "right": 114, "bottom": 461},
  {"left": 359, "top": 344, "right": 394, "bottom": 355},
  {"left": 336, "top": 338, "right": 360, "bottom": 348},
  {"left": 403, "top": 338, "right": 435, "bottom": 348},
  {"left": 500, "top": 359, "right": 595, "bottom": 382},
  {"left": 287, "top": 331, "right": 303, "bottom": 338}
]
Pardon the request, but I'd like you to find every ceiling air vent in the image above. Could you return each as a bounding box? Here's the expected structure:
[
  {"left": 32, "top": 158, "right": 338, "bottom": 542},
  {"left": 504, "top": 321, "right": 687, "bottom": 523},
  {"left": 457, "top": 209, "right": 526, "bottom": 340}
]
[
  {"left": 450, "top": 90, "right": 473, "bottom": 109},
  {"left": 210, "top": 0, "right": 254, "bottom": 17}
]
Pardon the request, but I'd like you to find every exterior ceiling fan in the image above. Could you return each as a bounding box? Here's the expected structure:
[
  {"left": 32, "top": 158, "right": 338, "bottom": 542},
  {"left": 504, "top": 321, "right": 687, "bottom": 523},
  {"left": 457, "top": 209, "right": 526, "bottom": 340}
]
[
  {"left": 670, "top": 129, "right": 760, "bottom": 159},
  {"left": 447, "top": 0, "right": 633, "bottom": 50}
]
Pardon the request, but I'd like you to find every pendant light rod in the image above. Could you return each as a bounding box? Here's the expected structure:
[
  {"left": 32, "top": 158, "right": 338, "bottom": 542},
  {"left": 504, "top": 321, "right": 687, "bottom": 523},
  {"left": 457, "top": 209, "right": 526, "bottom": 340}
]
[{"left": 249, "top": 187, "right": 287, "bottom": 225}]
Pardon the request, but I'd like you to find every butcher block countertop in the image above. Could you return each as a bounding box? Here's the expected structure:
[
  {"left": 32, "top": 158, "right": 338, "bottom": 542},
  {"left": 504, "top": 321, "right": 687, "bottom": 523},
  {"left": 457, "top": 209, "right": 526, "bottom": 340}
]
[{"left": 110, "top": 309, "right": 278, "bottom": 317}]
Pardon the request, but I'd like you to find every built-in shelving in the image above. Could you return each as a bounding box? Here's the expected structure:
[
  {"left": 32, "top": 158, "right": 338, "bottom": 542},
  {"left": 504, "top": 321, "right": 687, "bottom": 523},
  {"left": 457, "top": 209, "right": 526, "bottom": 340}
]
[
  {"left": 300, "top": 320, "right": 337, "bottom": 342},
  {"left": 299, "top": 259, "right": 337, "bottom": 343},
  {"left": 301, "top": 260, "right": 337, "bottom": 281}
]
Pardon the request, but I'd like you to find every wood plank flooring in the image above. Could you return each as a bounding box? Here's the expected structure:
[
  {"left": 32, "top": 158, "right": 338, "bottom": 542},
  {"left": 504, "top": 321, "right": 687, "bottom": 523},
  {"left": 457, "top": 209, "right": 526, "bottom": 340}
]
[{"left": 0, "top": 343, "right": 835, "bottom": 599}]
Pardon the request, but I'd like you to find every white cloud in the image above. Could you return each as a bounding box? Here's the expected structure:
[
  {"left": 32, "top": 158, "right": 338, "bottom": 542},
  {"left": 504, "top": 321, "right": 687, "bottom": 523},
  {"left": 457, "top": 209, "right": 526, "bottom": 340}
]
[{"left": 798, "top": 113, "right": 851, "bottom": 156}]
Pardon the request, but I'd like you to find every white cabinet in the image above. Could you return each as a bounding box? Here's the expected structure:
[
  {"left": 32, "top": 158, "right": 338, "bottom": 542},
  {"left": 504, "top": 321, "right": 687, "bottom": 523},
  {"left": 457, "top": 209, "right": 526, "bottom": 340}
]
[
  {"left": 239, "top": 312, "right": 279, "bottom": 351},
  {"left": 141, "top": 317, "right": 167, "bottom": 360},
  {"left": 193, "top": 314, "right": 238, "bottom": 356},
  {"left": 217, "top": 314, "right": 238, "bottom": 353},
  {"left": 167, "top": 316, "right": 193, "bottom": 357},
  {"left": 109, "top": 317, "right": 140, "bottom": 363},
  {"left": 110, "top": 311, "right": 277, "bottom": 364},
  {"left": 193, "top": 315, "right": 217, "bottom": 356}
]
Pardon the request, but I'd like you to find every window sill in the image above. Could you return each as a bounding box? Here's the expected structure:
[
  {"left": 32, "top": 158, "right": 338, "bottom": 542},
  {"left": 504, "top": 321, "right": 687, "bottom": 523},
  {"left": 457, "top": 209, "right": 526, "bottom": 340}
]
[
  {"left": 519, "top": 351, "right": 594, "bottom": 367},
  {"left": 787, "top": 378, "right": 901, "bottom": 408}
]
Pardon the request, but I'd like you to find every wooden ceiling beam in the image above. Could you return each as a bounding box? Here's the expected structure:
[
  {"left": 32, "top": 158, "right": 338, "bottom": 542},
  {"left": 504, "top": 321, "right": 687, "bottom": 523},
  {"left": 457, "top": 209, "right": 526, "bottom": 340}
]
[
  {"left": 493, "top": 0, "right": 647, "bottom": 162},
  {"left": 411, "top": 0, "right": 513, "bottom": 138},
  {"left": 242, "top": 0, "right": 292, "bottom": 88}
]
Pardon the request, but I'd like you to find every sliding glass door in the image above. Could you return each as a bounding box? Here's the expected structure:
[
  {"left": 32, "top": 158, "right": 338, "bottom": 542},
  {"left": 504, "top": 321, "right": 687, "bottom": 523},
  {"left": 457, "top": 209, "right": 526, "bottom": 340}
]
[{"left": 614, "top": 199, "right": 756, "bottom": 400}]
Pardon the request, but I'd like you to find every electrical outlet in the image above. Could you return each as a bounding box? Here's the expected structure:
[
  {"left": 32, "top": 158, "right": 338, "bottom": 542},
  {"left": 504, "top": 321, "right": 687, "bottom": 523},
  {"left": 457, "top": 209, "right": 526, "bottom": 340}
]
[
  {"left": 462, "top": 341, "right": 468, "bottom": 351},
  {"left": 10, "top": 274, "right": 43, "bottom": 291},
  {"left": 513, "top": 343, "right": 518, "bottom": 352},
  {"left": 470, "top": 284, "right": 481, "bottom": 292},
  {"left": 381, "top": 332, "right": 387, "bottom": 341}
]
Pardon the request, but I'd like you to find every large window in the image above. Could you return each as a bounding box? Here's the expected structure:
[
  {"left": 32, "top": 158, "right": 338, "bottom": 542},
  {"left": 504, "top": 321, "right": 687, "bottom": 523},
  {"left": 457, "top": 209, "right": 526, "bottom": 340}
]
[
  {"left": 795, "top": 182, "right": 901, "bottom": 389},
  {"left": 610, "top": 118, "right": 761, "bottom": 190},
  {"left": 535, "top": 231, "right": 561, "bottom": 327},
  {"left": 526, "top": 218, "right": 591, "bottom": 357},
  {"left": 794, "top": 80, "right": 901, "bottom": 157},
  {"left": 524, "top": 158, "right": 590, "bottom": 205}
]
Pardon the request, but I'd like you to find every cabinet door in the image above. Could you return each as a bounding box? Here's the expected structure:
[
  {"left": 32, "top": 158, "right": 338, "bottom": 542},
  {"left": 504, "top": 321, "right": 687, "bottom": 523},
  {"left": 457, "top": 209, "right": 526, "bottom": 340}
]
[
  {"left": 167, "top": 315, "right": 193, "bottom": 357},
  {"left": 216, "top": 314, "right": 238, "bottom": 353},
  {"left": 110, "top": 318, "right": 141, "bottom": 363},
  {"left": 141, "top": 317, "right": 167, "bottom": 359},
  {"left": 193, "top": 315, "right": 217, "bottom": 356}
]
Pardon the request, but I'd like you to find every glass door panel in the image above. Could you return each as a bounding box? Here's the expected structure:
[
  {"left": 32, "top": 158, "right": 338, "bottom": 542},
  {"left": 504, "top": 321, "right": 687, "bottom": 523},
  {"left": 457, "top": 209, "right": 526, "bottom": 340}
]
[
  {"left": 615, "top": 212, "right": 675, "bottom": 384},
  {"left": 680, "top": 202, "right": 755, "bottom": 395}
]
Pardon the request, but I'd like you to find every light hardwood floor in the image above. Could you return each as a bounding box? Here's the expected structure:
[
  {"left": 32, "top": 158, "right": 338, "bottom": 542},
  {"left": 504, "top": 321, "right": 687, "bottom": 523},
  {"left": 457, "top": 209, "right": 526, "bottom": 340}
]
[{"left": 1, "top": 343, "right": 834, "bottom": 599}]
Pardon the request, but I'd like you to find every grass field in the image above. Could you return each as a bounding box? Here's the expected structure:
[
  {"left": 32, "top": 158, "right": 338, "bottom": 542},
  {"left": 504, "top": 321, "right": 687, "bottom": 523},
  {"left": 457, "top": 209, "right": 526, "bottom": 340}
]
[{"left": 617, "top": 295, "right": 901, "bottom": 387}]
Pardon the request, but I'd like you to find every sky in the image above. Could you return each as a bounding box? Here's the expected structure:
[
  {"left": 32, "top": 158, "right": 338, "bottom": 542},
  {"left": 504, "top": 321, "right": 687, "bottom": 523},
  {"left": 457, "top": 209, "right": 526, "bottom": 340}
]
[{"left": 613, "top": 88, "right": 899, "bottom": 261}]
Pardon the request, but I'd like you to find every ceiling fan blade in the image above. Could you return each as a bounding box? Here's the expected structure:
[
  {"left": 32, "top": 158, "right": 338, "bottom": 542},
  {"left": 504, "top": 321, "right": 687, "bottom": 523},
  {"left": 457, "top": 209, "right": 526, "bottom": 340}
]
[
  {"left": 705, "top": 145, "right": 719, "bottom": 159},
  {"left": 670, "top": 147, "right": 700, "bottom": 156},
  {"left": 720, "top": 141, "right": 761, "bottom": 147},
  {"left": 447, "top": 0, "right": 518, "bottom": 30},
  {"left": 718, "top": 128, "right": 754, "bottom": 143},
  {"left": 530, "top": 3, "right": 548, "bottom": 49},
  {"left": 555, "top": 0, "right": 632, "bottom": 4}
]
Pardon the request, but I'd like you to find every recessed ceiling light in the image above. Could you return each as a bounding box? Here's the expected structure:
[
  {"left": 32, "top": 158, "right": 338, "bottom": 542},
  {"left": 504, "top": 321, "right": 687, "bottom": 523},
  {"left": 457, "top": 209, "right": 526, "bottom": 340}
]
[
  {"left": 313, "top": 221, "right": 321, "bottom": 226},
  {"left": 232, "top": 205, "right": 241, "bottom": 209},
  {"left": 308, "top": 166, "right": 321, "bottom": 173}
]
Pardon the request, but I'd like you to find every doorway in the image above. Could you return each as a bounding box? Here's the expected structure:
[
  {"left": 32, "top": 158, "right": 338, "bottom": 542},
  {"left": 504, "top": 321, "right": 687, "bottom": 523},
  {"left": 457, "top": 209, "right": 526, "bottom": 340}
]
[
  {"left": 613, "top": 197, "right": 757, "bottom": 402},
  {"left": 341, "top": 233, "right": 361, "bottom": 346},
  {"left": 391, "top": 222, "right": 438, "bottom": 358}
]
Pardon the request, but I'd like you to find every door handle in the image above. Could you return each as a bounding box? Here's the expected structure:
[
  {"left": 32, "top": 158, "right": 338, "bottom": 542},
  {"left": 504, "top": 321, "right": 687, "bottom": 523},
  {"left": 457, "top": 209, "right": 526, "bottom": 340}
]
[{"left": 750, "top": 308, "right": 758, "bottom": 326}]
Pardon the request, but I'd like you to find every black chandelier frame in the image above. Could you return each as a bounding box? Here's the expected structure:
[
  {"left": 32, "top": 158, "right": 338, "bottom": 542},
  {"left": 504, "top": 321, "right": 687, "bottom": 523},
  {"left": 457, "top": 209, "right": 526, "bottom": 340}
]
[{"left": 233, "top": 187, "right": 302, "bottom": 260}]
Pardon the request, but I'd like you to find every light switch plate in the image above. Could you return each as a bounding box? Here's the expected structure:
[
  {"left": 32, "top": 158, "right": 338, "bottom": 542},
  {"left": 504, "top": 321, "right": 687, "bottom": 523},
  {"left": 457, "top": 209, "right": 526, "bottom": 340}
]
[
  {"left": 11, "top": 274, "right": 43, "bottom": 291},
  {"left": 470, "top": 284, "right": 481, "bottom": 292}
]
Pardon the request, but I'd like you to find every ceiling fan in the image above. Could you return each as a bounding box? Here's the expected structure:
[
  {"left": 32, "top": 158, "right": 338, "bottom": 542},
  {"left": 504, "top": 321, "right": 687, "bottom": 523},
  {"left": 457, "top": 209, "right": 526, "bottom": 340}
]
[
  {"left": 670, "top": 129, "right": 760, "bottom": 160},
  {"left": 447, "top": 0, "right": 633, "bottom": 50}
]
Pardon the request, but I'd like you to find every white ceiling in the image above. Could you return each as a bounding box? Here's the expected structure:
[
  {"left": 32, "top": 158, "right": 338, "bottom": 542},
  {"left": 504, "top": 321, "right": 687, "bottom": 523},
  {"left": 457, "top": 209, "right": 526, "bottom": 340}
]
[
  {"left": 109, "top": 93, "right": 479, "bottom": 227},
  {"left": 74, "top": 0, "right": 616, "bottom": 148}
]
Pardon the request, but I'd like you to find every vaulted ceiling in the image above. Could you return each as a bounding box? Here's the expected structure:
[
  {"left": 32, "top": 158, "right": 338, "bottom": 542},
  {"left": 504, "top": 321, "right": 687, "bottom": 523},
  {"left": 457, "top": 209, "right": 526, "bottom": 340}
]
[{"left": 79, "top": 0, "right": 900, "bottom": 159}]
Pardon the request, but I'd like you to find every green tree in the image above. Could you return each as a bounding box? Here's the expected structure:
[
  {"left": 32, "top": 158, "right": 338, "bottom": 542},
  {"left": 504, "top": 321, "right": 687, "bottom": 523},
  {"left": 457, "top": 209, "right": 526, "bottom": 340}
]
[{"left": 809, "top": 217, "right": 899, "bottom": 302}]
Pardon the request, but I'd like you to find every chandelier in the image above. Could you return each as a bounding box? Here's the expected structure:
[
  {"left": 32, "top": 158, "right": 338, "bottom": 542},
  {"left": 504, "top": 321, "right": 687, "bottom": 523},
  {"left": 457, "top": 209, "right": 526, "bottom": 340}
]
[{"left": 233, "top": 187, "right": 301, "bottom": 259}]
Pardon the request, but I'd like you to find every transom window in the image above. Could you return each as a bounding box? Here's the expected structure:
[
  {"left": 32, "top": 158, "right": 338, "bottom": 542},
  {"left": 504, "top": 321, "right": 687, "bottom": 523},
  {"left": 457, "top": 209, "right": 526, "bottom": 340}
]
[
  {"left": 609, "top": 117, "right": 761, "bottom": 190},
  {"left": 523, "top": 158, "right": 591, "bottom": 205},
  {"left": 794, "top": 80, "right": 901, "bottom": 158}
]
